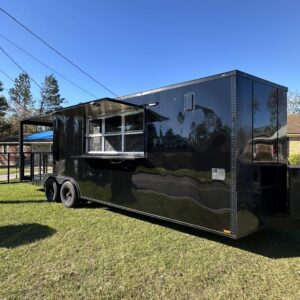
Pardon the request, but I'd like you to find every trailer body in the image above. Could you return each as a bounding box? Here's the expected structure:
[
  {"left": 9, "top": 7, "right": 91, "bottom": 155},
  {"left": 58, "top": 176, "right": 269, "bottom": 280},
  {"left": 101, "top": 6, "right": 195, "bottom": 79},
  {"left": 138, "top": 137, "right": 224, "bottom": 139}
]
[{"left": 38, "top": 70, "right": 288, "bottom": 238}]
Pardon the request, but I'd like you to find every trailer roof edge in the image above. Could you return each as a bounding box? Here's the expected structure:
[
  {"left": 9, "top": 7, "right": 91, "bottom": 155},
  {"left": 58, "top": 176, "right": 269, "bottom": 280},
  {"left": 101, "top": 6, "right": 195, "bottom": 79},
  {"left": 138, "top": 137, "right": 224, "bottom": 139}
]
[
  {"left": 20, "top": 70, "right": 288, "bottom": 123},
  {"left": 118, "top": 70, "right": 288, "bottom": 100}
]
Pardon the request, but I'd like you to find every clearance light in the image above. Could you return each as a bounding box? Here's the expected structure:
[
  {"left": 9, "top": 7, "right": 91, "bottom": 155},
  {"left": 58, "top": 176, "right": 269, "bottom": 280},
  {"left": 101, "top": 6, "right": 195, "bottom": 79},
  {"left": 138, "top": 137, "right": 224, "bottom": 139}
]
[{"left": 147, "top": 102, "right": 159, "bottom": 107}]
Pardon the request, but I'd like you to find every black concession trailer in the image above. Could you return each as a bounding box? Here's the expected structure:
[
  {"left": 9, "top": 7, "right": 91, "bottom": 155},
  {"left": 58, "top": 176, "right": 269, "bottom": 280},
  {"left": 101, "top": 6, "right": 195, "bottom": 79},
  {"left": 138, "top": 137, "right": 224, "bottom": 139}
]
[{"left": 21, "top": 70, "right": 295, "bottom": 239}]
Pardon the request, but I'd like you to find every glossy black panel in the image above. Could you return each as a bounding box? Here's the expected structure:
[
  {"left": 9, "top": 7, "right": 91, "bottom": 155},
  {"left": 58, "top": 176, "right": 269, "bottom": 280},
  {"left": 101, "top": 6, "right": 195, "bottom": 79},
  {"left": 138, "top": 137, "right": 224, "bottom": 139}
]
[
  {"left": 58, "top": 77, "right": 233, "bottom": 234},
  {"left": 253, "top": 82, "right": 278, "bottom": 162},
  {"left": 236, "top": 77, "right": 260, "bottom": 236},
  {"left": 235, "top": 79, "right": 288, "bottom": 237},
  {"left": 278, "top": 89, "right": 288, "bottom": 164},
  {"left": 289, "top": 166, "right": 300, "bottom": 219},
  {"left": 76, "top": 158, "right": 231, "bottom": 232},
  {"left": 236, "top": 77, "right": 253, "bottom": 191},
  {"left": 51, "top": 72, "right": 288, "bottom": 238}
]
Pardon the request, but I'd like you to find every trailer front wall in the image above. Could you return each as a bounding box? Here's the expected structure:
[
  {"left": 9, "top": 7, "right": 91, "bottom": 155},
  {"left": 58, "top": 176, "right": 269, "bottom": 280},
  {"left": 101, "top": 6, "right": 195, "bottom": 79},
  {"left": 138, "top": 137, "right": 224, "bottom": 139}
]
[
  {"left": 54, "top": 78, "right": 233, "bottom": 234},
  {"left": 236, "top": 76, "right": 288, "bottom": 237}
]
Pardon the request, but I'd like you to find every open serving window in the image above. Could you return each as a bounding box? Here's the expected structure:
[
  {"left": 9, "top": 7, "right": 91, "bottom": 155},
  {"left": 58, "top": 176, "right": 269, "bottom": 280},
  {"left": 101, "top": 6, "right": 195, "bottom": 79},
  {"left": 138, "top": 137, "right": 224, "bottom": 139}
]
[{"left": 85, "top": 99, "right": 145, "bottom": 158}]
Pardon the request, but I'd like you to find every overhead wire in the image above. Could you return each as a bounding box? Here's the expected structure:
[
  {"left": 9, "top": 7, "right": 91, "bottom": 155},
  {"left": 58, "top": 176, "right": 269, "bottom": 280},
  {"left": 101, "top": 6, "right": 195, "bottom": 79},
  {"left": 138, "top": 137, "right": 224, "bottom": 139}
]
[
  {"left": 0, "top": 66, "right": 15, "bottom": 82},
  {"left": 0, "top": 33, "right": 98, "bottom": 98},
  {"left": 0, "top": 7, "right": 118, "bottom": 97},
  {"left": 0, "top": 45, "right": 43, "bottom": 90},
  {"left": 0, "top": 66, "right": 40, "bottom": 105}
]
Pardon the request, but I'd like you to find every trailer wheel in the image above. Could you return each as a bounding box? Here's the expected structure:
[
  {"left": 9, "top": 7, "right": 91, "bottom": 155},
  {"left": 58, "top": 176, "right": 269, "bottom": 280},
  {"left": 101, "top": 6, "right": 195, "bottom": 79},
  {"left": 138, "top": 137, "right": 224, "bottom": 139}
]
[
  {"left": 45, "top": 178, "right": 60, "bottom": 202},
  {"left": 60, "top": 181, "right": 78, "bottom": 208}
]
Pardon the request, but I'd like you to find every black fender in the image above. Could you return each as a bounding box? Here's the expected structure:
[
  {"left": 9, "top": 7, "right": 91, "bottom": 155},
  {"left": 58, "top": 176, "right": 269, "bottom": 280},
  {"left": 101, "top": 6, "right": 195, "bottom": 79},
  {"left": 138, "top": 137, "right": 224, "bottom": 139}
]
[{"left": 43, "top": 175, "right": 81, "bottom": 198}]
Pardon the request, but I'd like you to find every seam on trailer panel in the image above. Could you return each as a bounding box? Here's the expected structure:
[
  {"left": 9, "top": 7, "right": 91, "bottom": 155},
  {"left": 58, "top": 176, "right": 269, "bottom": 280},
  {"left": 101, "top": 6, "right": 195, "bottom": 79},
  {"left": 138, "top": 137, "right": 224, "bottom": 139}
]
[{"left": 231, "top": 76, "right": 237, "bottom": 236}]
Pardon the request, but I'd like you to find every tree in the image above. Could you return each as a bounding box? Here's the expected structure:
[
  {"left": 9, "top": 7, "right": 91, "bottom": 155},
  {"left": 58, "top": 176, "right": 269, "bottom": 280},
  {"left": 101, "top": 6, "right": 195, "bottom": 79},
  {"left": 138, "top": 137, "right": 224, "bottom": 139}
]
[
  {"left": 9, "top": 73, "right": 34, "bottom": 118},
  {"left": 0, "top": 81, "right": 10, "bottom": 138},
  {"left": 0, "top": 81, "right": 8, "bottom": 117},
  {"left": 39, "top": 74, "right": 65, "bottom": 114},
  {"left": 288, "top": 92, "right": 300, "bottom": 114}
]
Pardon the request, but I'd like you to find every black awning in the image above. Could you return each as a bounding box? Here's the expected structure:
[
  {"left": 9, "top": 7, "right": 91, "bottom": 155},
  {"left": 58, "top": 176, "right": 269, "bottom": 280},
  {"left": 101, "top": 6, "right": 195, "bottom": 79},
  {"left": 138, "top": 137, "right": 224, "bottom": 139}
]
[
  {"left": 21, "top": 98, "right": 168, "bottom": 124},
  {"left": 86, "top": 99, "right": 143, "bottom": 118},
  {"left": 21, "top": 113, "right": 54, "bottom": 126}
]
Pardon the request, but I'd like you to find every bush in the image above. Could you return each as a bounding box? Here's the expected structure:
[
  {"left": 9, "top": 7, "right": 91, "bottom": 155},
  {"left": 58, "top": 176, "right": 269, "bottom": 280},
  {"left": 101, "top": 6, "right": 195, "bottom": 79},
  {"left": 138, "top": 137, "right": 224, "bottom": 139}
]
[{"left": 289, "top": 154, "right": 300, "bottom": 165}]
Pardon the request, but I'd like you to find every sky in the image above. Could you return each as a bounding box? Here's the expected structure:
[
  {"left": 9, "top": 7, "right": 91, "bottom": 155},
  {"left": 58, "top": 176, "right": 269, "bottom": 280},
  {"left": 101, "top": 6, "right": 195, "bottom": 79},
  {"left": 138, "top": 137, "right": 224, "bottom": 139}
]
[{"left": 0, "top": 0, "right": 300, "bottom": 107}]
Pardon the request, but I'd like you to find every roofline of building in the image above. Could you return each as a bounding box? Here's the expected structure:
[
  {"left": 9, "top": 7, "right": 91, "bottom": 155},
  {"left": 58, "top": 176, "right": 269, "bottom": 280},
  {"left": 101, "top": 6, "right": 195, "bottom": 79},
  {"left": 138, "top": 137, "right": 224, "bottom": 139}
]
[
  {"left": 287, "top": 133, "right": 300, "bottom": 137},
  {"left": 0, "top": 142, "right": 53, "bottom": 145}
]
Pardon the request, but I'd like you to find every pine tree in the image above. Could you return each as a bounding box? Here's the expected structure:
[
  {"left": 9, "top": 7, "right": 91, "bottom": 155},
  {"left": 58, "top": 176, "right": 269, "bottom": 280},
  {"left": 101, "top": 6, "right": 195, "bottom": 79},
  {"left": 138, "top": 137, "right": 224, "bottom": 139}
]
[
  {"left": 40, "top": 74, "right": 64, "bottom": 114},
  {"left": 9, "top": 73, "right": 34, "bottom": 118},
  {"left": 0, "top": 81, "right": 8, "bottom": 116},
  {"left": 0, "top": 81, "right": 10, "bottom": 138}
]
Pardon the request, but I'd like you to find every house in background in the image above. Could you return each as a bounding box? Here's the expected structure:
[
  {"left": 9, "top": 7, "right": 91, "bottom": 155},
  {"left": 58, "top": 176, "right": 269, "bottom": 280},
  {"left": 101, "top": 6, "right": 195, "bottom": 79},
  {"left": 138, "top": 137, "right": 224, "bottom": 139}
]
[
  {"left": 287, "top": 114, "right": 300, "bottom": 156},
  {"left": 0, "top": 130, "right": 53, "bottom": 165}
]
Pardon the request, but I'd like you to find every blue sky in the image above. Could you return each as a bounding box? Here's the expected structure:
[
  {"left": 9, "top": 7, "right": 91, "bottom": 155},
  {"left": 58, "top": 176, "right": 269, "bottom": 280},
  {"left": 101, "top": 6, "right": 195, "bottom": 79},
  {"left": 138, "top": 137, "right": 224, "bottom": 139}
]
[{"left": 0, "top": 0, "right": 299, "bottom": 106}]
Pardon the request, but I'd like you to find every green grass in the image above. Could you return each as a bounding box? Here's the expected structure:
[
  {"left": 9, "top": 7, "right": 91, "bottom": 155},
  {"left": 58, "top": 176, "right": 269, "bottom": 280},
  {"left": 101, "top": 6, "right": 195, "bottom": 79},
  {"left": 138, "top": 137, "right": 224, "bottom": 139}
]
[
  {"left": 0, "top": 184, "right": 300, "bottom": 299},
  {"left": 0, "top": 166, "right": 18, "bottom": 176},
  {"left": 0, "top": 166, "right": 52, "bottom": 177}
]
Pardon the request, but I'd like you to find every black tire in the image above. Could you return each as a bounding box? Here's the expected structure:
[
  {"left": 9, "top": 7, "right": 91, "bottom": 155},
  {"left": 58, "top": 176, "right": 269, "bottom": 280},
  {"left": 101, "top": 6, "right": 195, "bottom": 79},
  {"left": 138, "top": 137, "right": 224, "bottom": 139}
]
[
  {"left": 60, "top": 181, "right": 78, "bottom": 208},
  {"left": 45, "top": 178, "right": 60, "bottom": 202}
]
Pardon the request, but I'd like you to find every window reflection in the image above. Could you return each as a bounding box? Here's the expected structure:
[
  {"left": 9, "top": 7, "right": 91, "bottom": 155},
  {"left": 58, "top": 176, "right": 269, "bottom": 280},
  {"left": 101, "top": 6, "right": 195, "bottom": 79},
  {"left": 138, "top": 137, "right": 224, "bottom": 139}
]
[
  {"left": 125, "top": 112, "right": 143, "bottom": 132},
  {"left": 125, "top": 134, "right": 144, "bottom": 152},
  {"left": 105, "top": 135, "right": 122, "bottom": 152},
  {"left": 89, "top": 119, "right": 102, "bottom": 134},
  {"left": 253, "top": 83, "right": 278, "bottom": 162},
  {"left": 105, "top": 116, "right": 121, "bottom": 134},
  {"left": 89, "top": 136, "right": 102, "bottom": 152}
]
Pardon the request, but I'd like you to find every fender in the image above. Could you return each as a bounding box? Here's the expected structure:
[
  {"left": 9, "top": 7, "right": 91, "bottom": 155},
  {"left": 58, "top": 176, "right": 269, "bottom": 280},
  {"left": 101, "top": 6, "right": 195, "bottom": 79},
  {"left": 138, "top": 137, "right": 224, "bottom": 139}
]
[{"left": 43, "top": 174, "right": 81, "bottom": 198}]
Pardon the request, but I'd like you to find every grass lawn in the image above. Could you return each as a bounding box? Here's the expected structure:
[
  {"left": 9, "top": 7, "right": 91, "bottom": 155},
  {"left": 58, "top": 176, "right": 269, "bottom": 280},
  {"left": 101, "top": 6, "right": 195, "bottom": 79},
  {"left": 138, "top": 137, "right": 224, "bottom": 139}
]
[
  {"left": 0, "top": 166, "right": 48, "bottom": 176},
  {"left": 0, "top": 166, "right": 18, "bottom": 176},
  {"left": 0, "top": 184, "right": 299, "bottom": 299}
]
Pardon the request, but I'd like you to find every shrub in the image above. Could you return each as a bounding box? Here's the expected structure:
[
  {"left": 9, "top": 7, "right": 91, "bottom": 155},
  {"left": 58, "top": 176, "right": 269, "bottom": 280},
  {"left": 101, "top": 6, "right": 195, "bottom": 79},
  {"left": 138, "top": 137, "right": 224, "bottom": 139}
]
[{"left": 288, "top": 154, "right": 300, "bottom": 165}]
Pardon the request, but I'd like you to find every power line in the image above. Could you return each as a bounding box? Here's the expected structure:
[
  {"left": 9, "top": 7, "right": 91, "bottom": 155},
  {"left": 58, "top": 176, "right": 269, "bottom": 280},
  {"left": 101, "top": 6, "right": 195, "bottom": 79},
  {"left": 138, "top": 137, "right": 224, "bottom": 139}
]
[
  {"left": 0, "top": 66, "right": 15, "bottom": 82},
  {"left": 0, "top": 33, "right": 98, "bottom": 98},
  {"left": 0, "top": 7, "right": 118, "bottom": 97},
  {"left": 0, "top": 45, "right": 42, "bottom": 90},
  {"left": 0, "top": 67, "right": 40, "bottom": 104}
]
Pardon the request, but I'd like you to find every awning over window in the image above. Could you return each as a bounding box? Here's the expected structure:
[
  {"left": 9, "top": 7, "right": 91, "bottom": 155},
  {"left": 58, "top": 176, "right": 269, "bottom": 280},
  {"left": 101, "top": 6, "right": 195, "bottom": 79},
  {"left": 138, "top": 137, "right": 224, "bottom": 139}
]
[
  {"left": 21, "top": 98, "right": 168, "bottom": 125},
  {"left": 86, "top": 99, "right": 143, "bottom": 118},
  {"left": 21, "top": 114, "right": 54, "bottom": 126}
]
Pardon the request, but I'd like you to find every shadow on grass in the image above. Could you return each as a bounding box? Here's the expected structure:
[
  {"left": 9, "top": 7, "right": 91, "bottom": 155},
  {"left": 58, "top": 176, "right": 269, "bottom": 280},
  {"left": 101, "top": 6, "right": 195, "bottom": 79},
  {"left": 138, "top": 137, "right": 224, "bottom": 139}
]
[
  {"left": 3, "top": 199, "right": 298, "bottom": 258},
  {"left": 78, "top": 201, "right": 107, "bottom": 209},
  {"left": 0, "top": 223, "right": 56, "bottom": 248},
  {"left": 83, "top": 203, "right": 300, "bottom": 259},
  {"left": 0, "top": 200, "right": 46, "bottom": 204}
]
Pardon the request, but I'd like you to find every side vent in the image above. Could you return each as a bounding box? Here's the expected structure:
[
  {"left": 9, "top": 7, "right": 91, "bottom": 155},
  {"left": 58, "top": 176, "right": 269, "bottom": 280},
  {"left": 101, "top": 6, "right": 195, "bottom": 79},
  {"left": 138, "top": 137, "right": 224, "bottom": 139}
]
[{"left": 184, "top": 92, "right": 195, "bottom": 111}]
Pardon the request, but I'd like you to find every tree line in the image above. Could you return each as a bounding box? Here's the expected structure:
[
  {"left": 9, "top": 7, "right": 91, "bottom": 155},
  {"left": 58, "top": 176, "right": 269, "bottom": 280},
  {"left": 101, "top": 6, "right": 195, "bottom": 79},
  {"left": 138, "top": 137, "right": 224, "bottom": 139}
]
[{"left": 0, "top": 73, "right": 65, "bottom": 138}]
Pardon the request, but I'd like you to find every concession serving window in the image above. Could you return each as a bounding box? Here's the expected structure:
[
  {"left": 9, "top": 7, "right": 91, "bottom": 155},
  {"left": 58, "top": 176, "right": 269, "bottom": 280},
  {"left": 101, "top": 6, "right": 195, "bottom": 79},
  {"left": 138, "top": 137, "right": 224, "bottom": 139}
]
[{"left": 85, "top": 99, "right": 145, "bottom": 157}]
